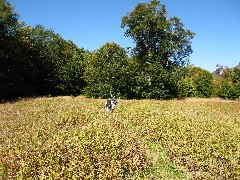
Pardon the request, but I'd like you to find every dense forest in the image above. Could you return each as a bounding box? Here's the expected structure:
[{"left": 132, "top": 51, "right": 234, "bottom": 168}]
[{"left": 1, "top": 0, "right": 239, "bottom": 100}]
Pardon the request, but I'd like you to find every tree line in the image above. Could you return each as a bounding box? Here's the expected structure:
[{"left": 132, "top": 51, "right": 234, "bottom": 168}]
[{"left": 0, "top": 0, "right": 239, "bottom": 100}]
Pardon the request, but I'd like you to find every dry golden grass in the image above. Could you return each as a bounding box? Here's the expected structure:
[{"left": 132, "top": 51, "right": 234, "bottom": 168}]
[{"left": 0, "top": 96, "right": 239, "bottom": 179}]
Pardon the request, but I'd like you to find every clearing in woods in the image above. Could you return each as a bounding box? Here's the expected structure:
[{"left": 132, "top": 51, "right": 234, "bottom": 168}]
[{"left": 0, "top": 96, "right": 239, "bottom": 179}]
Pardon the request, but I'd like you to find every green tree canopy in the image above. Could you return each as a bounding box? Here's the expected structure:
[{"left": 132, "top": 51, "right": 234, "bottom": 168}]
[
  {"left": 213, "top": 63, "right": 240, "bottom": 99},
  {"left": 0, "top": 3, "right": 86, "bottom": 99},
  {"left": 186, "top": 66, "right": 213, "bottom": 97},
  {"left": 0, "top": 0, "right": 19, "bottom": 40},
  {"left": 83, "top": 42, "right": 135, "bottom": 98},
  {"left": 0, "top": 0, "right": 25, "bottom": 98},
  {"left": 121, "top": 0, "right": 195, "bottom": 69},
  {"left": 21, "top": 25, "right": 86, "bottom": 95}
]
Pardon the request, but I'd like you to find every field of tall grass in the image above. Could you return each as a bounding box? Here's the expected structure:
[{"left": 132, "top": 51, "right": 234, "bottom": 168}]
[{"left": 0, "top": 96, "right": 239, "bottom": 179}]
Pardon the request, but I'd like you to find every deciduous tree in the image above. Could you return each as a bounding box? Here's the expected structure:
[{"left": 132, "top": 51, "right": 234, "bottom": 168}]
[
  {"left": 121, "top": 0, "right": 195, "bottom": 69},
  {"left": 83, "top": 42, "right": 135, "bottom": 98}
]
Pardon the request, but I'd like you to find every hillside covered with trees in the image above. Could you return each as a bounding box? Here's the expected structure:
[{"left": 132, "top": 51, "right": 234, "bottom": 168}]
[{"left": 1, "top": 0, "right": 239, "bottom": 100}]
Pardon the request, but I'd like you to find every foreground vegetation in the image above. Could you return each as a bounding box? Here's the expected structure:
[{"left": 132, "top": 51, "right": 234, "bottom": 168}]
[{"left": 0, "top": 96, "right": 239, "bottom": 179}]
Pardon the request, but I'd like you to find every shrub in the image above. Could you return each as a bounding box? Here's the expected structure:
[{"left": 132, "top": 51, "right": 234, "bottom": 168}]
[
  {"left": 83, "top": 42, "right": 136, "bottom": 99},
  {"left": 177, "top": 66, "right": 213, "bottom": 98},
  {"left": 213, "top": 63, "right": 240, "bottom": 100}
]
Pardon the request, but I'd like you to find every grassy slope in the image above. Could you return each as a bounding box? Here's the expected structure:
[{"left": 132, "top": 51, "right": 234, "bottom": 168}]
[{"left": 0, "top": 96, "right": 239, "bottom": 179}]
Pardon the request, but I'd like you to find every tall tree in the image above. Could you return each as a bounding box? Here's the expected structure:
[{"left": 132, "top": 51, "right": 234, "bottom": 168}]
[
  {"left": 121, "top": 0, "right": 195, "bottom": 69},
  {"left": 21, "top": 25, "right": 86, "bottom": 95},
  {"left": 0, "top": 0, "right": 19, "bottom": 45},
  {"left": 0, "top": 0, "right": 24, "bottom": 98},
  {"left": 83, "top": 42, "right": 135, "bottom": 98},
  {"left": 0, "top": 0, "right": 86, "bottom": 99}
]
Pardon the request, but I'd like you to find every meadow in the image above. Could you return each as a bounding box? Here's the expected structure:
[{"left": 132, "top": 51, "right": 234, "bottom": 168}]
[{"left": 0, "top": 96, "right": 239, "bottom": 179}]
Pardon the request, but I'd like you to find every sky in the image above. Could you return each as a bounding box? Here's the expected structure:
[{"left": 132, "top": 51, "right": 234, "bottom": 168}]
[{"left": 8, "top": 0, "right": 240, "bottom": 72}]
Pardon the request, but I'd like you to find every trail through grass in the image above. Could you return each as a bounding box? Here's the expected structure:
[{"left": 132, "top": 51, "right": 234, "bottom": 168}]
[{"left": 0, "top": 96, "right": 239, "bottom": 179}]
